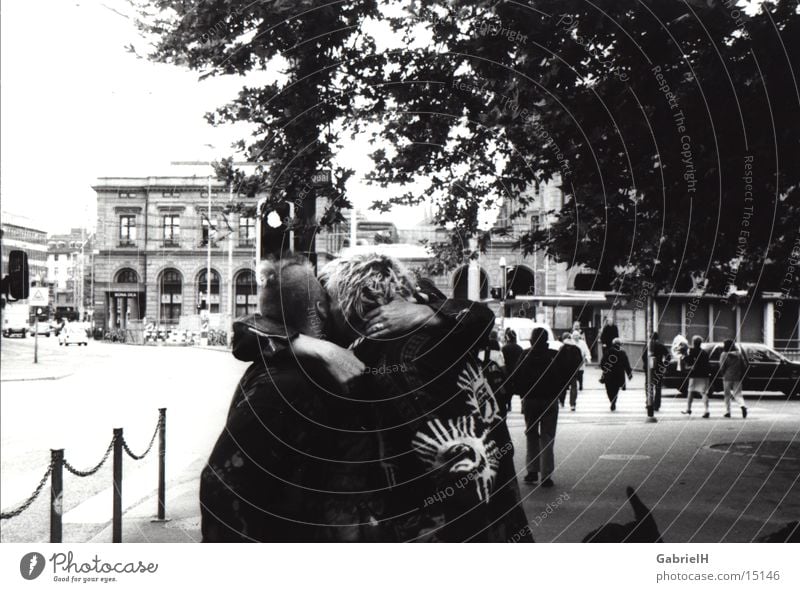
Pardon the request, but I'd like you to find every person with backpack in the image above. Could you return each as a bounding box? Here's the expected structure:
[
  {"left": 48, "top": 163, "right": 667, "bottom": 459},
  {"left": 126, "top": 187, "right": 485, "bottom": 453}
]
[{"left": 719, "top": 339, "right": 748, "bottom": 419}]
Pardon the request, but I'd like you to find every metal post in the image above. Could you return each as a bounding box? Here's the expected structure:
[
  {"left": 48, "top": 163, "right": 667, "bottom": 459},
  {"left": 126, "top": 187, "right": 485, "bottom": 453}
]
[
  {"left": 155, "top": 408, "right": 168, "bottom": 521},
  {"left": 207, "top": 176, "right": 212, "bottom": 315},
  {"left": 112, "top": 428, "right": 123, "bottom": 543},
  {"left": 646, "top": 295, "right": 656, "bottom": 422},
  {"left": 50, "top": 449, "right": 63, "bottom": 543},
  {"left": 227, "top": 184, "right": 234, "bottom": 336},
  {"left": 34, "top": 316, "right": 39, "bottom": 364}
]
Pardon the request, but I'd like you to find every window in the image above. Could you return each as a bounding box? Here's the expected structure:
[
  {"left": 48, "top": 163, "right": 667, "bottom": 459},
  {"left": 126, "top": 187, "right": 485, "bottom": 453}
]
[
  {"left": 163, "top": 215, "right": 180, "bottom": 245},
  {"left": 115, "top": 268, "right": 139, "bottom": 284},
  {"left": 201, "top": 217, "right": 212, "bottom": 246},
  {"left": 197, "top": 269, "right": 221, "bottom": 313},
  {"left": 119, "top": 216, "right": 136, "bottom": 245},
  {"left": 159, "top": 269, "right": 182, "bottom": 323},
  {"left": 162, "top": 190, "right": 180, "bottom": 198},
  {"left": 239, "top": 216, "right": 256, "bottom": 246},
  {"left": 747, "top": 346, "right": 782, "bottom": 363},
  {"left": 235, "top": 270, "right": 258, "bottom": 317}
]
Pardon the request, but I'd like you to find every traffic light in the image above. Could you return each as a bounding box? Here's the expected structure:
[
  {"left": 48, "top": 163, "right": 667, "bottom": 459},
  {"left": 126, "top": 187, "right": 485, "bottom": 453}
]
[
  {"left": 261, "top": 202, "right": 291, "bottom": 259},
  {"left": 6, "top": 250, "right": 29, "bottom": 300}
]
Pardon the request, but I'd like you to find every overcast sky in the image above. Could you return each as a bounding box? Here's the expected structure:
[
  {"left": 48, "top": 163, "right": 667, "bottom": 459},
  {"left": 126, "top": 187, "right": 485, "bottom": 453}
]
[{"left": 1, "top": 0, "right": 436, "bottom": 235}]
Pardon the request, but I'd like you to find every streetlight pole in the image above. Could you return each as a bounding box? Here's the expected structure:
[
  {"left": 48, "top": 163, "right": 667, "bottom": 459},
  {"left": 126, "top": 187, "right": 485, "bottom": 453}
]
[
  {"left": 206, "top": 174, "right": 212, "bottom": 321},
  {"left": 499, "top": 257, "right": 507, "bottom": 332}
]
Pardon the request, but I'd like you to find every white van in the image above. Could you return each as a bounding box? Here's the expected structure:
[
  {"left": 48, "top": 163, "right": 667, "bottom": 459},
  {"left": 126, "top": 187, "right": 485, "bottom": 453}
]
[
  {"left": 2, "top": 302, "right": 29, "bottom": 337},
  {"left": 495, "top": 317, "right": 561, "bottom": 351}
]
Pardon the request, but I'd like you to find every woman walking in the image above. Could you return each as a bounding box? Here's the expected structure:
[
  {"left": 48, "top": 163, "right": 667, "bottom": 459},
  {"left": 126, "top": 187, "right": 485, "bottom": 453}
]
[
  {"left": 719, "top": 339, "right": 748, "bottom": 418},
  {"left": 600, "top": 338, "right": 633, "bottom": 411}
]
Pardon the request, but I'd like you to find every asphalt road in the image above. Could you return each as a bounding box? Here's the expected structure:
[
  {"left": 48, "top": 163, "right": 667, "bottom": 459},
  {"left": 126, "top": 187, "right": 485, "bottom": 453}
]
[
  {"left": 1, "top": 337, "right": 798, "bottom": 543},
  {"left": 0, "top": 336, "right": 246, "bottom": 543}
]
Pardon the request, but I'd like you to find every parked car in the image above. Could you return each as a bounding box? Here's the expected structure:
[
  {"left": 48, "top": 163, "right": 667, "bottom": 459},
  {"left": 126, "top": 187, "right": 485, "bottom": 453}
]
[
  {"left": 2, "top": 302, "right": 28, "bottom": 337},
  {"left": 28, "top": 322, "right": 52, "bottom": 337},
  {"left": 495, "top": 317, "right": 562, "bottom": 351},
  {"left": 662, "top": 342, "right": 800, "bottom": 399},
  {"left": 60, "top": 323, "right": 89, "bottom": 346}
]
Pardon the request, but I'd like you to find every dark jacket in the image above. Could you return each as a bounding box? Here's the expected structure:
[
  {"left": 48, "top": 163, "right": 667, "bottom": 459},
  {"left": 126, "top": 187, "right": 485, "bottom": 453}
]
[
  {"left": 640, "top": 340, "right": 670, "bottom": 369},
  {"left": 200, "top": 326, "right": 340, "bottom": 542},
  {"left": 685, "top": 347, "right": 711, "bottom": 378},
  {"left": 601, "top": 346, "right": 633, "bottom": 387},
  {"left": 501, "top": 342, "right": 524, "bottom": 392},
  {"left": 600, "top": 324, "right": 619, "bottom": 348},
  {"left": 230, "top": 289, "right": 532, "bottom": 543},
  {"left": 515, "top": 347, "right": 562, "bottom": 409}
]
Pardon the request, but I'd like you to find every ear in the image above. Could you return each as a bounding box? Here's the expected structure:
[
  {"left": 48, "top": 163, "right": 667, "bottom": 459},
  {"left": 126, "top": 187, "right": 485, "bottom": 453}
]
[{"left": 315, "top": 300, "right": 328, "bottom": 322}]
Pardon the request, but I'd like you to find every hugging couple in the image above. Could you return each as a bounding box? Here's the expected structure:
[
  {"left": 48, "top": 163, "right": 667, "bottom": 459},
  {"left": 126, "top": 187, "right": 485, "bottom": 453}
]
[{"left": 200, "top": 252, "right": 533, "bottom": 543}]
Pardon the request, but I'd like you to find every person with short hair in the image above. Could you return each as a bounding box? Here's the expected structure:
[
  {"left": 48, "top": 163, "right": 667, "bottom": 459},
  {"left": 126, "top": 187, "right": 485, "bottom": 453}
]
[
  {"left": 640, "top": 332, "right": 670, "bottom": 412},
  {"left": 719, "top": 339, "right": 748, "bottom": 418},
  {"left": 682, "top": 335, "right": 712, "bottom": 417},
  {"left": 600, "top": 338, "right": 633, "bottom": 411},
  {"left": 571, "top": 327, "right": 591, "bottom": 390},
  {"left": 515, "top": 328, "right": 578, "bottom": 487},
  {"left": 200, "top": 258, "right": 340, "bottom": 542},
  {"left": 558, "top": 332, "right": 584, "bottom": 411},
  {"left": 501, "top": 329, "right": 524, "bottom": 413}
]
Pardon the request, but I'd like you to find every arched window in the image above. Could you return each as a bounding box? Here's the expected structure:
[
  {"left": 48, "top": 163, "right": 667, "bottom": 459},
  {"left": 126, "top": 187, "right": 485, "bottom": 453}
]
[
  {"left": 506, "top": 265, "right": 535, "bottom": 298},
  {"left": 197, "top": 269, "right": 221, "bottom": 313},
  {"left": 235, "top": 270, "right": 258, "bottom": 318},
  {"left": 452, "top": 265, "right": 489, "bottom": 300},
  {"left": 114, "top": 268, "right": 139, "bottom": 284},
  {"left": 159, "top": 269, "right": 183, "bottom": 323}
]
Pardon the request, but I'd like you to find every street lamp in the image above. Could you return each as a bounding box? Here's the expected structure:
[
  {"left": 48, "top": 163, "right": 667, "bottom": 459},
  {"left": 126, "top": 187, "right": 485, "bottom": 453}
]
[{"left": 499, "top": 257, "right": 507, "bottom": 332}]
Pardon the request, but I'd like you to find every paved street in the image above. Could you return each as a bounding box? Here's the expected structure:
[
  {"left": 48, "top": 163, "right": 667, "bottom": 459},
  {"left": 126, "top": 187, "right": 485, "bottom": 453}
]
[
  {"left": 1, "top": 337, "right": 798, "bottom": 543},
  {"left": 0, "top": 336, "right": 246, "bottom": 543}
]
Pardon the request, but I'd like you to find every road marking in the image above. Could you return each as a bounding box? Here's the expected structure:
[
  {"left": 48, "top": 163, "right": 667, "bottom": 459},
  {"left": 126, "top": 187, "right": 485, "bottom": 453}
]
[{"left": 598, "top": 454, "right": 651, "bottom": 461}]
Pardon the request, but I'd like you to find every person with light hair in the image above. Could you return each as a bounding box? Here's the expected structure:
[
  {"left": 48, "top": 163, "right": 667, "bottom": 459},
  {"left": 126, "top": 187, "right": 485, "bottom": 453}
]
[{"left": 241, "top": 252, "right": 532, "bottom": 542}]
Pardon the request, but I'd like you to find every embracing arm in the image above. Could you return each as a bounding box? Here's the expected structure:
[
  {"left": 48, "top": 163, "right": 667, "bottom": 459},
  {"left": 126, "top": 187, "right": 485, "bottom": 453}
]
[{"left": 232, "top": 314, "right": 365, "bottom": 387}]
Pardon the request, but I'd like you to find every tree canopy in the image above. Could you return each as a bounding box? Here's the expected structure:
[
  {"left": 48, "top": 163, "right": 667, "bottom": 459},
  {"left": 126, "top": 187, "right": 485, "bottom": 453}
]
[{"left": 134, "top": 0, "right": 800, "bottom": 295}]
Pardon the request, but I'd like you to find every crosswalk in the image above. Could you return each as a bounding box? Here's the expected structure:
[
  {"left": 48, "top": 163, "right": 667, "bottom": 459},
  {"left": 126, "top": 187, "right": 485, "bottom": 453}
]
[{"left": 503, "top": 388, "right": 773, "bottom": 426}]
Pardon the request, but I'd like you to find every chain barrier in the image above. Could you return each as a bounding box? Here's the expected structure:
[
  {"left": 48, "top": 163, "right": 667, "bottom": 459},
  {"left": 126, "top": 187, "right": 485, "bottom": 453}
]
[
  {"left": 63, "top": 436, "right": 116, "bottom": 477},
  {"left": 0, "top": 463, "right": 53, "bottom": 520},
  {"left": 121, "top": 416, "right": 162, "bottom": 460}
]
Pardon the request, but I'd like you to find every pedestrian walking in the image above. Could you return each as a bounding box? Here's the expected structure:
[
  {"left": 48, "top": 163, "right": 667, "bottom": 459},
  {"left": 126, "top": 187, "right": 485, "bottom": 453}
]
[
  {"left": 501, "top": 329, "right": 524, "bottom": 414},
  {"left": 516, "top": 328, "right": 570, "bottom": 487},
  {"left": 640, "top": 332, "right": 670, "bottom": 412},
  {"left": 599, "top": 317, "right": 619, "bottom": 355},
  {"left": 558, "top": 332, "right": 584, "bottom": 411},
  {"left": 682, "top": 335, "right": 712, "bottom": 417},
  {"left": 572, "top": 326, "right": 592, "bottom": 390},
  {"left": 719, "top": 339, "right": 748, "bottom": 418},
  {"left": 600, "top": 338, "right": 633, "bottom": 411}
]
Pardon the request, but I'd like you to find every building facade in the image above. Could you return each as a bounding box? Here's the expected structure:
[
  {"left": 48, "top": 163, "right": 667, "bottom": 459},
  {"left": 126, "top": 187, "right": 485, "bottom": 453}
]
[
  {"left": 1, "top": 212, "right": 48, "bottom": 287},
  {"left": 46, "top": 229, "right": 94, "bottom": 319},
  {"left": 93, "top": 176, "right": 261, "bottom": 333}
]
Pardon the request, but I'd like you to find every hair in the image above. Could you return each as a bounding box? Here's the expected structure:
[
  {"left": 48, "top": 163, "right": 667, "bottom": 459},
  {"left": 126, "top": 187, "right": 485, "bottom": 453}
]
[
  {"left": 257, "top": 257, "right": 327, "bottom": 335},
  {"left": 318, "top": 253, "right": 415, "bottom": 327},
  {"left": 612, "top": 337, "right": 622, "bottom": 346},
  {"left": 531, "top": 327, "right": 549, "bottom": 352},
  {"left": 692, "top": 335, "right": 703, "bottom": 348},
  {"left": 505, "top": 329, "right": 517, "bottom": 343},
  {"left": 723, "top": 338, "right": 736, "bottom": 352},
  {"left": 651, "top": 332, "right": 659, "bottom": 340},
  {"left": 562, "top": 331, "right": 573, "bottom": 341}
]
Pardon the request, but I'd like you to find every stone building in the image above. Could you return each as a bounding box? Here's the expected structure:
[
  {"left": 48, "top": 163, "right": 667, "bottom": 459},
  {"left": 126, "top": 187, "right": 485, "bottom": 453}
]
[
  {"left": 1, "top": 212, "right": 48, "bottom": 286},
  {"left": 92, "top": 176, "right": 261, "bottom": 333},
  {"left": 46, "top": 229, "right": 93, "bottom": 319}
]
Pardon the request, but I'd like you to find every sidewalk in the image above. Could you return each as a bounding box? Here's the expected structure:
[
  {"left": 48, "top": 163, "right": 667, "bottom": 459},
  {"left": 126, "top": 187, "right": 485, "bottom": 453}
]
[{"left": 88, "top": 457, "right": 205, "bottom": 543}]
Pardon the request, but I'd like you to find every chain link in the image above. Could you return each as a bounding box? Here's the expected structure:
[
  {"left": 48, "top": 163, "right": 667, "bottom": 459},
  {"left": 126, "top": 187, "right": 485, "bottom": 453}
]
[
  {"left": 0, "top": 463, "right": 53, "bottom": 520},
  {"left": 121, "top": 416, "right": 162, "bottom": 460},
  {"left": 63, "top": 436, "right": 115, "bottom": 477}
]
